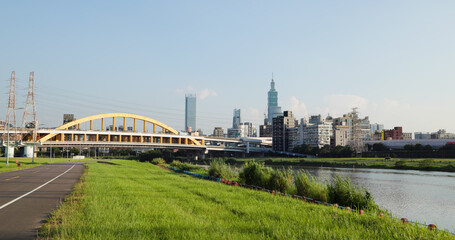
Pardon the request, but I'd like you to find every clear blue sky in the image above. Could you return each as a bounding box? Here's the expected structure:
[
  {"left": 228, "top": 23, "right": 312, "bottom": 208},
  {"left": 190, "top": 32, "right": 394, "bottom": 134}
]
[{"left": 1, "top": 1, "right": 454, "bottom": 134}]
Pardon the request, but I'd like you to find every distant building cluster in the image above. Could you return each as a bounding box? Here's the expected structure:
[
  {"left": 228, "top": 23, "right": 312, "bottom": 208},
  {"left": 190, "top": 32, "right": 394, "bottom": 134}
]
[{"left": 182, "top": 76, "right": 454, "bottom": 153}]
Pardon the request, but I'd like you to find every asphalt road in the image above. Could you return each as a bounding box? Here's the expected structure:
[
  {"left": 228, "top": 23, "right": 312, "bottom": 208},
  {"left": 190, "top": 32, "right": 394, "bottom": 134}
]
[{"left": 0, "top": 162, "right": 86, "bottom": 240}]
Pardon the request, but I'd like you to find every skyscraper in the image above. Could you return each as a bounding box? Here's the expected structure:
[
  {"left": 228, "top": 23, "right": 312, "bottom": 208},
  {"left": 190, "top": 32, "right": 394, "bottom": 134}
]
[
  {"left": 268, "top": 77, "right": 282, "bottom": 123},
  {"left": 232, "top": 109, "right": 241, "bottom": 129},
  {"left": 228, "top": 109, "right": 242, "bottom": 138},
  {"left": 185, "top": 94, "right": 196, "bottom": 132}
]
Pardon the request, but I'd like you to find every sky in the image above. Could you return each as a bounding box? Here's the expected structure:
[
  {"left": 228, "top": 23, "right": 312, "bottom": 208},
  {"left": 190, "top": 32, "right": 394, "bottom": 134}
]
[{"left": 1, "top": 1, "right": 454, "bottom": 134}]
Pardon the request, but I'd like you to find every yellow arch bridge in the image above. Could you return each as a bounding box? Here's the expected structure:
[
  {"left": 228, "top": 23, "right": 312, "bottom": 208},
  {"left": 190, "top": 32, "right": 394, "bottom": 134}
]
[
  {"left": 1, "top": 113, "right": 271, "bottom": 158},
  {"left": 32, "top": 113, "right": 204, "bottom": 148}
]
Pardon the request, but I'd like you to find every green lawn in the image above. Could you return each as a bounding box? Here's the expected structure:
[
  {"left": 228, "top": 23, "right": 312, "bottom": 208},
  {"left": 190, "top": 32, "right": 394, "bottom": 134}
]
[
  {"left": 0, "top": 157, "right": 97, "bottom": 173},
  {"left": 39, "top": 160, "right": 454, "bottom": 239}
]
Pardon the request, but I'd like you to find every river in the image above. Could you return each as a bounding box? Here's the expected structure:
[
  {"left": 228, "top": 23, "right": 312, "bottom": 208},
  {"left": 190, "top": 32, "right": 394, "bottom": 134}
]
[{"left": 288, "top": 166, "right": 455, "bottom": 233}]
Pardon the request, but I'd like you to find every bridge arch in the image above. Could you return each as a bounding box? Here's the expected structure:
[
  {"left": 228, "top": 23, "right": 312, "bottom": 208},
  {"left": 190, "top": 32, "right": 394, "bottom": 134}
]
[{"left": 39, "top": 113, "right": 201, "bottom": 145}]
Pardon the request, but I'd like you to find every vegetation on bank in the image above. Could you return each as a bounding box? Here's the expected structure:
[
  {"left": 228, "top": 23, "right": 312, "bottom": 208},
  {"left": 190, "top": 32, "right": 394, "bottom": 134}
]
[
  {"left": 39, "top": 160, "right": 453, "bottom": 239},
  {"left": 163, "top": 159, "right": 381, "bottom": 212},
  {"left": 213, "top": 157, "right": 455, "bottom": 172},
  {"left": 0, "top": 157, "right": 93, "bottom": 173},
  {"left": 293, "top": 144, "right": 354, "bottom": 157},
  {"left": 292, "top": 142, "right": 455, "bottom": 158},
  {"left": 211, "top": 161, "right": 379, "bottom": 211}
]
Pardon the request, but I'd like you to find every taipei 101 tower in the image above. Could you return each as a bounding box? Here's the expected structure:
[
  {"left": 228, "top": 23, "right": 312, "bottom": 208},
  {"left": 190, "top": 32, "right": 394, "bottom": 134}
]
[{"left": 267, "top": 75, "right": 282, "bottom": 123}]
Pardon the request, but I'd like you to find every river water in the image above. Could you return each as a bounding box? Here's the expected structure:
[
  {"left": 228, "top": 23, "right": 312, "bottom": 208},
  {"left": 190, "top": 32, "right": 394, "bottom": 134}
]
[{"left": 288, "top": 166, "right": 455, "bottom": 233}]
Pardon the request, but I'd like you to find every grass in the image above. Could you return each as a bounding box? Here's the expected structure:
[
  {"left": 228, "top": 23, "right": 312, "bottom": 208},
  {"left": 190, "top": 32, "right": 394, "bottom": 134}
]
[
  {"left": 39, "top": 160, "right": 454, "bottom": 239},
  {"left": 0, "top": 157, "right": 97, "bottom": 173},
  {"left": 225, "top": 157, "right": 455, "bottom": 172}
]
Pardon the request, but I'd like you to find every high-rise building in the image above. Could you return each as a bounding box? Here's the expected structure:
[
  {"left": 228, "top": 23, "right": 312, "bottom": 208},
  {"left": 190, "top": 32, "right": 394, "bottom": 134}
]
[
  {"left": 332, "top": 125, "right": 350, "bottom": 147},
  {"left": 63, "top": 114, "right": 75, "bottom": 125},
  {"left": 232, "top": 109, "right": 241, "bottom": 129},
  {"left": 241, "top": 122, "right": 257, "bottom": 137},
  {"left": 259, "top": 118, "right": 273, "bottom": 137},
  {"left": 63, "top": 114, "right": 76, "bottom": 130},
  {"left": 267, "top": 78, "right": 282, "bottom": 124},
  {"left": 309, "top": 115, "right": 322, "bottom": 124},
  {"left": 213, "top": 127, "right": 224, "bottom": 137},
  {"left": 370, "top": 123, "right": 384, "bottom": 134},
  {"left": 302, "top": 119, "right": 333, "bottom": 148},
  {"left": 414, "top": 132, "right": 431, "bottom": 140},
  {"left": 228, "top": 109, "right": 242, "bottom": 138},
  {"left": 383, "top": 127, "right": 403, "bottom": 140},
  {"left": 185, "top": 94, "right": 196, "bottom": 131},
  {"left": 272, "top": 111, "right": 297, "bottom": 152}
]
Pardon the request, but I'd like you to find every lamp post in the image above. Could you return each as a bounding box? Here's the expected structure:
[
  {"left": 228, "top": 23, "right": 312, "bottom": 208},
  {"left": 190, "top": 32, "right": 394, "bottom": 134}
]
[{"left": 6, "top": 119, "right": 10, "bottom": 166}]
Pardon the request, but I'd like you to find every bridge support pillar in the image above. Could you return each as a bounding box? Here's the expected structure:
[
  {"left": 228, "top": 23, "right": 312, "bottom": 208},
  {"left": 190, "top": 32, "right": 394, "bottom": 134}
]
[
  {"left": 24, "top": 145, "right": 34, "bottom": 158},
  {"left": 5, "top": 145, "right": 15, "bottom": 158}
]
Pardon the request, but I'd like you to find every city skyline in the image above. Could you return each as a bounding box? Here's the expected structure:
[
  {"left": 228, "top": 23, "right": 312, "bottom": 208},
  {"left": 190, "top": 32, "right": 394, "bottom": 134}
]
[{"left": 1, "top": 1, "right": 454, "bottom": 134}]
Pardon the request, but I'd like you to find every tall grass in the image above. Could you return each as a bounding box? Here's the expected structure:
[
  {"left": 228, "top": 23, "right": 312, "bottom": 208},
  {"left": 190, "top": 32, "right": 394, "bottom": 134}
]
[
  {"left": 267, "top": 168, "right": 294, "bottom": 193},
  {"left": 208, "top": 158, "right": 238, "bottom": 180},
  {"left": 170, "top": 160, "right": 200, "bottom": 171},
  {"left": 239, "top": 161, "right": 272, "bottom": 187},
  {"left": 151, "top": 158, "right": 165, "bottom": 165},
  {"left": 327, "top": 175, "right": 378, "bottom": 211},
  {"left": 294, "top": 170, "right": 328, "bottom": 202},
  {"left": 237, "top": 161, "right": 380, "bottom": 210}
]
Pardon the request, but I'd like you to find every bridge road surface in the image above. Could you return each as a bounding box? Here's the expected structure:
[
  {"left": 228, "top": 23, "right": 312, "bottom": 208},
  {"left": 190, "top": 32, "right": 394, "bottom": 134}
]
[{"left": 0, "top": 162, "right": 86, "bottom": 240}]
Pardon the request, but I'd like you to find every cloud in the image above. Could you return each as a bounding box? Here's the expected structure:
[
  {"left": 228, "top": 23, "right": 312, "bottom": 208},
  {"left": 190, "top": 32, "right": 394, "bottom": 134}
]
[
  {"left": 289, "top": 96, "right": 308, "bottom": 119},
  {"left": 198, "top": 89, "right": 218, "bottom": 100},
  {"left": 175, "top": 86, "right": 217, "bottom": 100},
  {"left": 322, "top": 94, "right": 369, "bottom": 116}
]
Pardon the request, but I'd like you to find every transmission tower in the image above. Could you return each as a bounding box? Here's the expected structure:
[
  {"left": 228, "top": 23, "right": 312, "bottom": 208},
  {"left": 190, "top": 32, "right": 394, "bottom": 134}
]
[
  {"left": 3, "top": 71, "right": 18, "bottom": 141},
  {"left": 21, "top": 72, "right": 38, "bottom": 141}
]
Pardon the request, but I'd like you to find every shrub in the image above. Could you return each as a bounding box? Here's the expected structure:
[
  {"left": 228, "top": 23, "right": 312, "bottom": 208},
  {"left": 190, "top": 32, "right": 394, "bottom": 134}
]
[
  {"left": 151, "top": 158, "right": 165, "bottom": 165},
  {"left": 239, "top": 161, "right": 272, "bottom": 187},
  {"left": 138, "top": 150, "right": 162, "bottom": 162},
  {"left": 294, "top": 170, "right": 328, "bottom": 202},
  {"left": 327, "top": 175, "right": 378, "bottom": 211},
  {"left": 268, "top": 168, "right": 294, "bottom": 193},
  {"left": 395, "top": 159, "right": 407, "bottom": 168},
  {"left": 208, "top": 159, "right": 238, "bottom": 180},
  {"left": 419, "top": 159, "right": 434, "bottom": 169},
  {"left": 170, "top": 160, "right": 200, "bottom": 171}
]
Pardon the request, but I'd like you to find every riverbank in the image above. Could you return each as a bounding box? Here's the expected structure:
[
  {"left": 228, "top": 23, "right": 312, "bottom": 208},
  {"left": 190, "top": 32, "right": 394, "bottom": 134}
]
[
  {"left": 213, "top": 157, "right": 455, "bottom": 172},
  {"left": 39, "top": 160, "right": 453, "bottom": 239}
]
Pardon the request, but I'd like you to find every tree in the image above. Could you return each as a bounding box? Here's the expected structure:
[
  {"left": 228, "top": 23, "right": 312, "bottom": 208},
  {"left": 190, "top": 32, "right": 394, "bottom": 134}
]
[
  {"left": 372, "top": 143, "right": 387, "bottom": 152},
  {"left": 52, "top": 147, "right": 61, "bottom": 157},
  {"left": 404, "top": 144, "right": 414, "bottom": 151},
  {"left": 414, "top": 143, "right": 423, "bottom": 151},
  {"left": 71, "top": 147, "right": 80, "bottom": 155},
  {"left": 138, "top": 150, "right": 162, "bottom": 162}
]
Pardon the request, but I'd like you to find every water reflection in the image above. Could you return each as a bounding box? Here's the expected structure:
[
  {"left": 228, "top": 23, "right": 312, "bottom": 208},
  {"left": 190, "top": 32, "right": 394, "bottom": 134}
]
[{"left": 286, "top": 166, "right": 455, "bottom": 233}]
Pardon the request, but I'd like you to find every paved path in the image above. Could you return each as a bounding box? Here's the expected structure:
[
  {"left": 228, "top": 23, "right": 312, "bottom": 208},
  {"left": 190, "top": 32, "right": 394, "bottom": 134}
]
[{"left": 0, "top": 162, "right": 86, "bottom": 240}]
